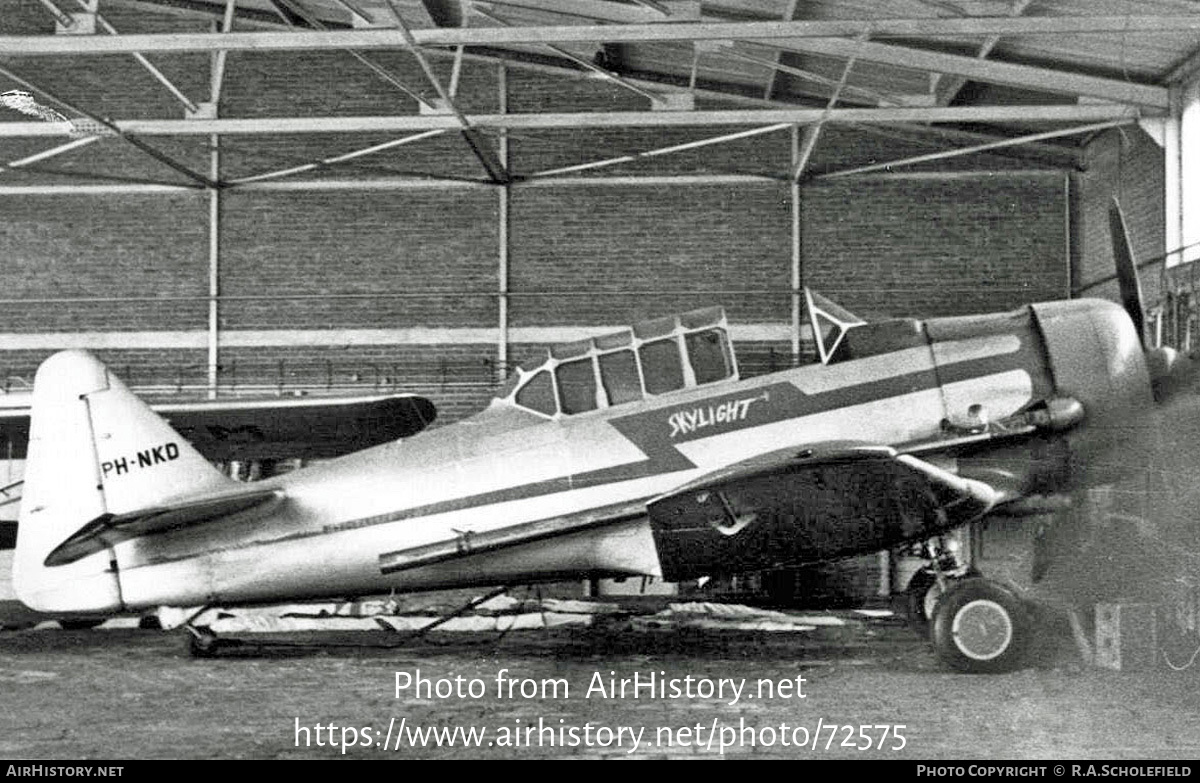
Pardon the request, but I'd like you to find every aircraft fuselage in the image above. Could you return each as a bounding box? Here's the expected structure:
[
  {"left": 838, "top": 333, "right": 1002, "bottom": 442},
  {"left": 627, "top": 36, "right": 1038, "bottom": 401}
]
[{"left": 14, "top": 298, "right": 1149, "bottom": 615}]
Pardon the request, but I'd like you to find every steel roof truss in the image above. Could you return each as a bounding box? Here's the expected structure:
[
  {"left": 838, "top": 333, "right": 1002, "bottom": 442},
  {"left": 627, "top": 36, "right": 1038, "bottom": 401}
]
[
  {"left": 37, "top": 0, "right": 201, "bottom": 114},
  {"left": 0, "top": 64, "right": 218, "bottom": 188},
  {"left": 759, "top": 36, "right": 1166, "bottom": 110},
  {"left": 816, "top": 118, "right": 1132, "bottom": 179},
  {"left": 383, "top": 0, "right": 510, "bottom": 183},
  {"left": 2, "top": 20, "right": 1172, "bottom": 108},
  {"left": 470, "top": 4, "right": 660, "bottom": 102},
  {"left": 934, "top": 0, "right": 1035, "bottom": 107},
  {"left": 226, "top": 129, "right": 449, "bottom": 185},
  {"left": 790, "top": 31, "right": 863, "bottom": 182}
]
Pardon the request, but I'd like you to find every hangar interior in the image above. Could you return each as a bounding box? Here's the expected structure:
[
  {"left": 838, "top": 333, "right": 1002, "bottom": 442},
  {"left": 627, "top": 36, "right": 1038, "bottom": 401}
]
[{"left": 2, "top": 0, "right": 1200, "bottom": 656}]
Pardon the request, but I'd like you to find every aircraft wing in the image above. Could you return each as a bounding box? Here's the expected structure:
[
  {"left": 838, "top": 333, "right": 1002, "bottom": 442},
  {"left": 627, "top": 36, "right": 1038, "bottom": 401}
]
[
  {"left": 646, "top": 442, "right": 998, "bottom": 582},
  {"left": 0, "top": 393, "right": 437, "bottom": 461},
  {"left": 379, "top": 441, "right": 997, "bottom": 583},
  {"left": 42, "top": 484, "right": 285, "bottom": 567},
  {"left": 156, "top": 394, "right": 437, "bottom": 461}
]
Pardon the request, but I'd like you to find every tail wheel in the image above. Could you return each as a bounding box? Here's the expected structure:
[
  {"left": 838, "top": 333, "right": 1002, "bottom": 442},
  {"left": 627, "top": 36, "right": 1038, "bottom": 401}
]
[
  {"left": 187, "top": 627, "right": 223, "bottom": 659},
  {"left": 931, "top": 579, "right": 1031, "bottom": 674}
]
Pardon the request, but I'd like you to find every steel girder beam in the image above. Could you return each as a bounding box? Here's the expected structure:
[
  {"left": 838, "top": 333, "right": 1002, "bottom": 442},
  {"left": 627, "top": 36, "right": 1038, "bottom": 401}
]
[
  {"left": 0, "top": 170, "right": 1062, "bottom": 195},
  {"left": 6, "top": 17, "right": 1200, "bottom": 52},
  {"left": 0, "top": 103, "right": 1144, "bottom": 136}
]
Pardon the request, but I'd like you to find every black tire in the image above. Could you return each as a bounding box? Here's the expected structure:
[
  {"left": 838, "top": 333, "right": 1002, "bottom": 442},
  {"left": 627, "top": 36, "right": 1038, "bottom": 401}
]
[
  {"left": 930, "top": 579, "right": 1031, "bottom": 674},
  {"left": 57, "top": 618, "right": 104, "bottom": 630},
  {"left": 904, "top": 570, "right": 940, "bottom": 637}
]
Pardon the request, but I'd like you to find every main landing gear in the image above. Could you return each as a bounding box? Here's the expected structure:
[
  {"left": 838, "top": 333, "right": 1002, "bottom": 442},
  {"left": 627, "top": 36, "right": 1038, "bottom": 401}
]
[
  {"left": 903, "top": 536, "right": 965, "bottom": 636},
  {"left": 904, "top": 530, "right": 1033, "bottom": 674}
]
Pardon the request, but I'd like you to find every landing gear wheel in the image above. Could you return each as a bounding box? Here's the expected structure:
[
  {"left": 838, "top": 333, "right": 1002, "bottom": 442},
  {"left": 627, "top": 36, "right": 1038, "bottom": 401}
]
[
  {"left": 187, "top": 627, "right": 223, "bottom": 658},
  {"left": 931, "top": 579, "right": 1031, "bottom": 674},
  {"left": 904, "top": 570, "right": 944, "bottom": 637}
]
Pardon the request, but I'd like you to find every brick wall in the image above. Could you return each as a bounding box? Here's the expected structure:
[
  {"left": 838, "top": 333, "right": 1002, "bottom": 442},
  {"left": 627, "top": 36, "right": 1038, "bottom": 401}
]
[
  {"left": 0, "top": 193, "right": 208, "bottom": 331},
  {"left": 802, "top": 173, "right": 1069, "bottom": 319},
  {"left": 509, "top": 183, "right": 792, "bottom": 327},
  {"left": 1073, "top": 127, "right": 1165, "bottom": 303},
  {"left": 219, "top": 189, "right": 499, "bottom": 329}
]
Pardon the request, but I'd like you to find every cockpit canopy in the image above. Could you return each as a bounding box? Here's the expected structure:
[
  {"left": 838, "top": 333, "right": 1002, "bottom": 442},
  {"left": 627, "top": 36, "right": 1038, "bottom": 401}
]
[
  {"left": 499, "top": 306, "right": 739, "bottom": 418},
  {"left": 497, "top": 293, "right": 920, "bottom": 419}
]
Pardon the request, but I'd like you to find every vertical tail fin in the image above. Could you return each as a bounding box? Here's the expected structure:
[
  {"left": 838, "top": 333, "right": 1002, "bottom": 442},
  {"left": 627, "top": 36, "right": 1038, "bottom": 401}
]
[{"left": 14, "top": 350, "right": 236, "bottom": 613}]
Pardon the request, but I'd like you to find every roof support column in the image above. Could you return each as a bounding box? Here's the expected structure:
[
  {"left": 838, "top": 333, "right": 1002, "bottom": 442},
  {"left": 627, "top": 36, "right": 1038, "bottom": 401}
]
[
  {"left": 1164, "top": 86, "right": 1184, "bottom": 268},
  {"left": 790, "top": 125, "right": 802, "bottom": 366},
  {"left": 207, "top": 1, "right": 235, "bottom": 398},
  {"left": 1178, "top": 79, "right": 1200, "bottom": 266},
  {"left": 497, "top": 63, "right": 510, "bottom": 383},
  {"left": 208, "top": 135, "right": 220, "bottom": 399}
]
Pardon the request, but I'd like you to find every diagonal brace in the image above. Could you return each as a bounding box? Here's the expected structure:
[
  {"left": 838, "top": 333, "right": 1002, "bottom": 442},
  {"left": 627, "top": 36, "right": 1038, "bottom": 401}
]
[
  {"left": 383, "top": 0, "right": 509, "bottom": 184},
  {"left": 0, "top": 64, "right": 218, "bottom": 189}
]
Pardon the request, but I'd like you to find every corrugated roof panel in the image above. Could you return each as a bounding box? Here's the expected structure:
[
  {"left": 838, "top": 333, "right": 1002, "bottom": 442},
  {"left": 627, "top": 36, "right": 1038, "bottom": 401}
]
[
  {"left": 994, "top": 34, "right": 1199, "bottom": 80},
  {"left": 1031, "top": 0, "right": 1200, "bottom": 16},
  {"left": 15, "top": 0, "right": 1200, "bottom": 126},
  {"left": 620, "top": 41, "right": 779, "bottom": 87},
  {"left": 786, "top": 0, "right": 1007, "bottom": 20}
]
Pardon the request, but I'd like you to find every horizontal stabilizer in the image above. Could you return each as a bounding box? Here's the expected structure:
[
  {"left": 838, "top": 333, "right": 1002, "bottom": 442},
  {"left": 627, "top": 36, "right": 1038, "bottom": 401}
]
[{"left": 44, "top": 485, "right": 284, "bottom": 567}]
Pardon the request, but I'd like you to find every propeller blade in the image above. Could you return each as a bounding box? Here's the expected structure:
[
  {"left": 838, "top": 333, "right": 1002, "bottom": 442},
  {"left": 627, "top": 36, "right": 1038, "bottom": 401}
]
[{"left": 1109, "top": 197, "right": 1147, "bottom": 348}]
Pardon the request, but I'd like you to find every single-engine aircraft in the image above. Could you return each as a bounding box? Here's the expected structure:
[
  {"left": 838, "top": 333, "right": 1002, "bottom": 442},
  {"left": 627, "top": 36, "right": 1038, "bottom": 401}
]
[{"left": 13, "top": 202, "right": 1191, "bottom": 673}]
